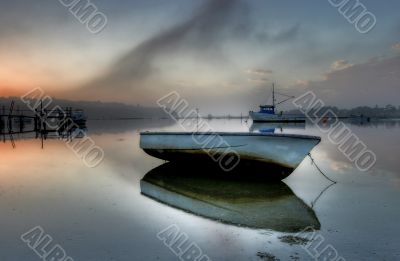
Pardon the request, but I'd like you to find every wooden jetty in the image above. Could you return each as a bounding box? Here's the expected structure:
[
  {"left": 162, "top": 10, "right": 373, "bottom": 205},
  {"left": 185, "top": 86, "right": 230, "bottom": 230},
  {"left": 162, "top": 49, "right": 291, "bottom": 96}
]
[{"left": 0, "top": 101, "right": 86, "bottom": 148}]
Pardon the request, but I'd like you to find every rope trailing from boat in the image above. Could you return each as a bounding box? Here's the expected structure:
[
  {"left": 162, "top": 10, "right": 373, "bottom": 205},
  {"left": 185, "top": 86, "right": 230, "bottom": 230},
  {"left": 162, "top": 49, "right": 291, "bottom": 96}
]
[
  {"left": 307, "top": 153, "right": 337, "bottom": 184},
  {"left": 310, "top": 182, "right": 336, "bottom": 209},
  {"left": 307, "top": 153, "right": 337, "bottom": 208}
]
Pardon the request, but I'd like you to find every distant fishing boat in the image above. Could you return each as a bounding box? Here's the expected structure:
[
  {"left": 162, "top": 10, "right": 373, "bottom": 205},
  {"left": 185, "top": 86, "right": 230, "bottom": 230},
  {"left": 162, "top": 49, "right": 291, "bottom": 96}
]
[
  {"left": 249, "top": 122, "right": 306, "bottom": 133},
  {"left": 140, "top": 132, "right": 320, "bottom": 177},
  {"left": 249, "top": 84, "right": 305, "bottom": 123},
  {"left": 70, "top": 109, "right": 87, "bottom": 125},
  {"left": 141, "top": 162, "right": 321, "bottom": 232}
]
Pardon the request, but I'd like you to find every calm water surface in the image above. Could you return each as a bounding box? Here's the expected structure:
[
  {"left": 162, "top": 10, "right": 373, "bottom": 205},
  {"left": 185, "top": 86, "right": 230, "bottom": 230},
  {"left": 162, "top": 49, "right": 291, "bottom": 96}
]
[{"left": 1, "top": 119, "right": 399, "bottom": 260}]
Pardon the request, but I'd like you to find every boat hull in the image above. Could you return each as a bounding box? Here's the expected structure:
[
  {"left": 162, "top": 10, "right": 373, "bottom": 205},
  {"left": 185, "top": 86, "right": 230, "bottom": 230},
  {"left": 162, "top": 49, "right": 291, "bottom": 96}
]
[
  {"left": 249, "top": 111, "right": 305, "bottom": 123},
  {"left": 140, "top": 132, "right": 320, "bottom": 172}
]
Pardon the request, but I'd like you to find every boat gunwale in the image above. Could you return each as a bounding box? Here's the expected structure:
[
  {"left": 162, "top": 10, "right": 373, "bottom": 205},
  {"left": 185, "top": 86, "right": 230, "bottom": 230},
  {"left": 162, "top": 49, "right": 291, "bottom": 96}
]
[{"left": 140, "top": 131, "right": 321, "bottom": 141}]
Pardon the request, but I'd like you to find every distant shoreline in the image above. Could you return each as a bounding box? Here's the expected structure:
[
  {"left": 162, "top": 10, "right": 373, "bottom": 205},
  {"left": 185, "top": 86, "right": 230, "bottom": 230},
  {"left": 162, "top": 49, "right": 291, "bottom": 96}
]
[{"left": 1, "top": 97, "right": 399, "bottom": 120}]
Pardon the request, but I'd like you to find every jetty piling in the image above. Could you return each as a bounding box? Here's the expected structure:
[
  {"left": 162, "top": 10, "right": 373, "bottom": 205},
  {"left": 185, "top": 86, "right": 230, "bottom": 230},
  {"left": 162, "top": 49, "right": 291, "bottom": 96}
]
[{"left": 0, "top": 100, "right": 86, "bottom": 147}]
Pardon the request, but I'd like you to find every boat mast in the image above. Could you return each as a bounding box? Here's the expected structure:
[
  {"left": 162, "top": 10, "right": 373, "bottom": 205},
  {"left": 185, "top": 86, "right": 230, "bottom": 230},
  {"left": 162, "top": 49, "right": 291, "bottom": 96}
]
[{"left": 272, "top": 83, "right": 275, "bottom": 108}]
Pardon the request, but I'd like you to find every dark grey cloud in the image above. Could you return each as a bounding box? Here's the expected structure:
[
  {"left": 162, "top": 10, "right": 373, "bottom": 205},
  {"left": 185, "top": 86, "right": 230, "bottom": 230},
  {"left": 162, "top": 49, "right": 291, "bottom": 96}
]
[{"left": 81, "top": 0, "right": 249, "bottom": 95}]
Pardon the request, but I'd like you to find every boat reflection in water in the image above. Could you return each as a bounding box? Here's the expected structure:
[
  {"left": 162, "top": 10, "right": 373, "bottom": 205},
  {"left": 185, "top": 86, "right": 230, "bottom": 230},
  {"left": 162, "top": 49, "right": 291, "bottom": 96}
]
[
  {"left": 250, "top": 122, "right": 306, "bottom": 134},
  {"left": 141, "top": 162, "right": 320, "bottom": 232},
  {"left": 1, "top": 119, "right": 87, "bottom": 148}
]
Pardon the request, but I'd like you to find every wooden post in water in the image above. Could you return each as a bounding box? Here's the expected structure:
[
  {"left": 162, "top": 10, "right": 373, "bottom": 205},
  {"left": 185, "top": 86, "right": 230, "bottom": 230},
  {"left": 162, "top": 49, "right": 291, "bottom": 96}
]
[
  {"left": 0, "top": 105, "right": 3, "bottom": 133},
  {"left": 18, "top": 106, "right": 23, "bottom": 133},
  {"left": 34, "top": 110, "right": 38, "bottom": 132}
]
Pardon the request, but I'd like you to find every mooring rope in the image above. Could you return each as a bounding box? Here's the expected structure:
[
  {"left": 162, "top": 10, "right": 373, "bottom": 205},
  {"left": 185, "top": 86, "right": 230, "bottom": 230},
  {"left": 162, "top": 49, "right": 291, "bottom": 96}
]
[
  {"left": 307, "top": 153, "right": 337, "bottom": 208},
  {"left": 308, "top": 153, "right": 337, "bottom": 184},
  {"left": 310, "top": 182, "right": 336, "bottom": 209}
]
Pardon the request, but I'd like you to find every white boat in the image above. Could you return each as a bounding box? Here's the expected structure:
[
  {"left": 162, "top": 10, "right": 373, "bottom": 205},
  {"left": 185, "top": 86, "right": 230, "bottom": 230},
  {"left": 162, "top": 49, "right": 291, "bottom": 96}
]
[
  {"left": 140, "top": 131, "right": 320, "bottom": 176},
  {"left": 141, "top": 162, "right": 321, "bottom": 232},
  {"left": 249, "top": 84, "right": 305, "bottom": 123}
]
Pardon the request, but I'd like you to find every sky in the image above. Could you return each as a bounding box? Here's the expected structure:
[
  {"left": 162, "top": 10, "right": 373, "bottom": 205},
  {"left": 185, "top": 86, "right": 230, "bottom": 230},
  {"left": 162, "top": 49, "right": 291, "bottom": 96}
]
[{"left": 0, "top": 0, "right": 399, "bottom": 113}]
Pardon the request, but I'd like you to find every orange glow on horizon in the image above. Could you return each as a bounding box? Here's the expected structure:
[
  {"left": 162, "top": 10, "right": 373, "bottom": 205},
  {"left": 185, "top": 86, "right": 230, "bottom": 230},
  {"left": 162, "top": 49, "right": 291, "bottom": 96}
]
[{"left": 0, "top": 86, "right": 34, "bottom": 97}]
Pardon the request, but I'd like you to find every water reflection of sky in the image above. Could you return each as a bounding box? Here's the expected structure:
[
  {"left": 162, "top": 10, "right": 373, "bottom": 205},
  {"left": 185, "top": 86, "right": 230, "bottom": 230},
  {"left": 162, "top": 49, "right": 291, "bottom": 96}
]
[{"left": 0, "top": 119, "right": 399, "bottom": 260}]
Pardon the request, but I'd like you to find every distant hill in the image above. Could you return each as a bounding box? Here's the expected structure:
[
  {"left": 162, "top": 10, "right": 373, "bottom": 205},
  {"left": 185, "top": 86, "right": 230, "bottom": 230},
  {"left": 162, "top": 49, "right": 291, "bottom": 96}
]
[{"left": 0, "top": 97, "right": 169, "bottom": 120}]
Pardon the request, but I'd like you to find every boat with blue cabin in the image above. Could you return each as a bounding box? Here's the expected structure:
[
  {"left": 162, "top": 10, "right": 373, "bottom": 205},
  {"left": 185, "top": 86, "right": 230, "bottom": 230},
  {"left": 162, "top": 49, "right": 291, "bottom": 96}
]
[{"left": 249, "top": 84, "right": 305, "bottom": 123}]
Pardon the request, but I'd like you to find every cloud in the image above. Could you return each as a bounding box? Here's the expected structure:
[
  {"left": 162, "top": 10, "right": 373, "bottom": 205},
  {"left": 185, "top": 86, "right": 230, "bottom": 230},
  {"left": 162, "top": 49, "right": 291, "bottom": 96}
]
[
  {"left": 73, "top": 2, "right": 308, "bottom": 103},
  {"left": 245, "top": 68, "right": 272, "bottom": 86},
  {"left": 245, "top": 69, "right": 273, "bottom": 76},
  {"left": 392, "top": 43, "right": 400, "bottom": 51},
  {"left": 295, "top": 80, "right": 310, "bottom": 87},
  {"left": 330, "top": 60, "right": 353, "bottom": 71},
  {"left": 255, "top": 23, "right": 301, "bottom": 44},
  {"left": 248, "top": 77, "right": 269, "bottom": 83},
  {"left": 292, "top": 56, "right": 400, "bottom": 107},
  {"left": 79, "top": 0, "right": 248, "bottom": 99}
]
